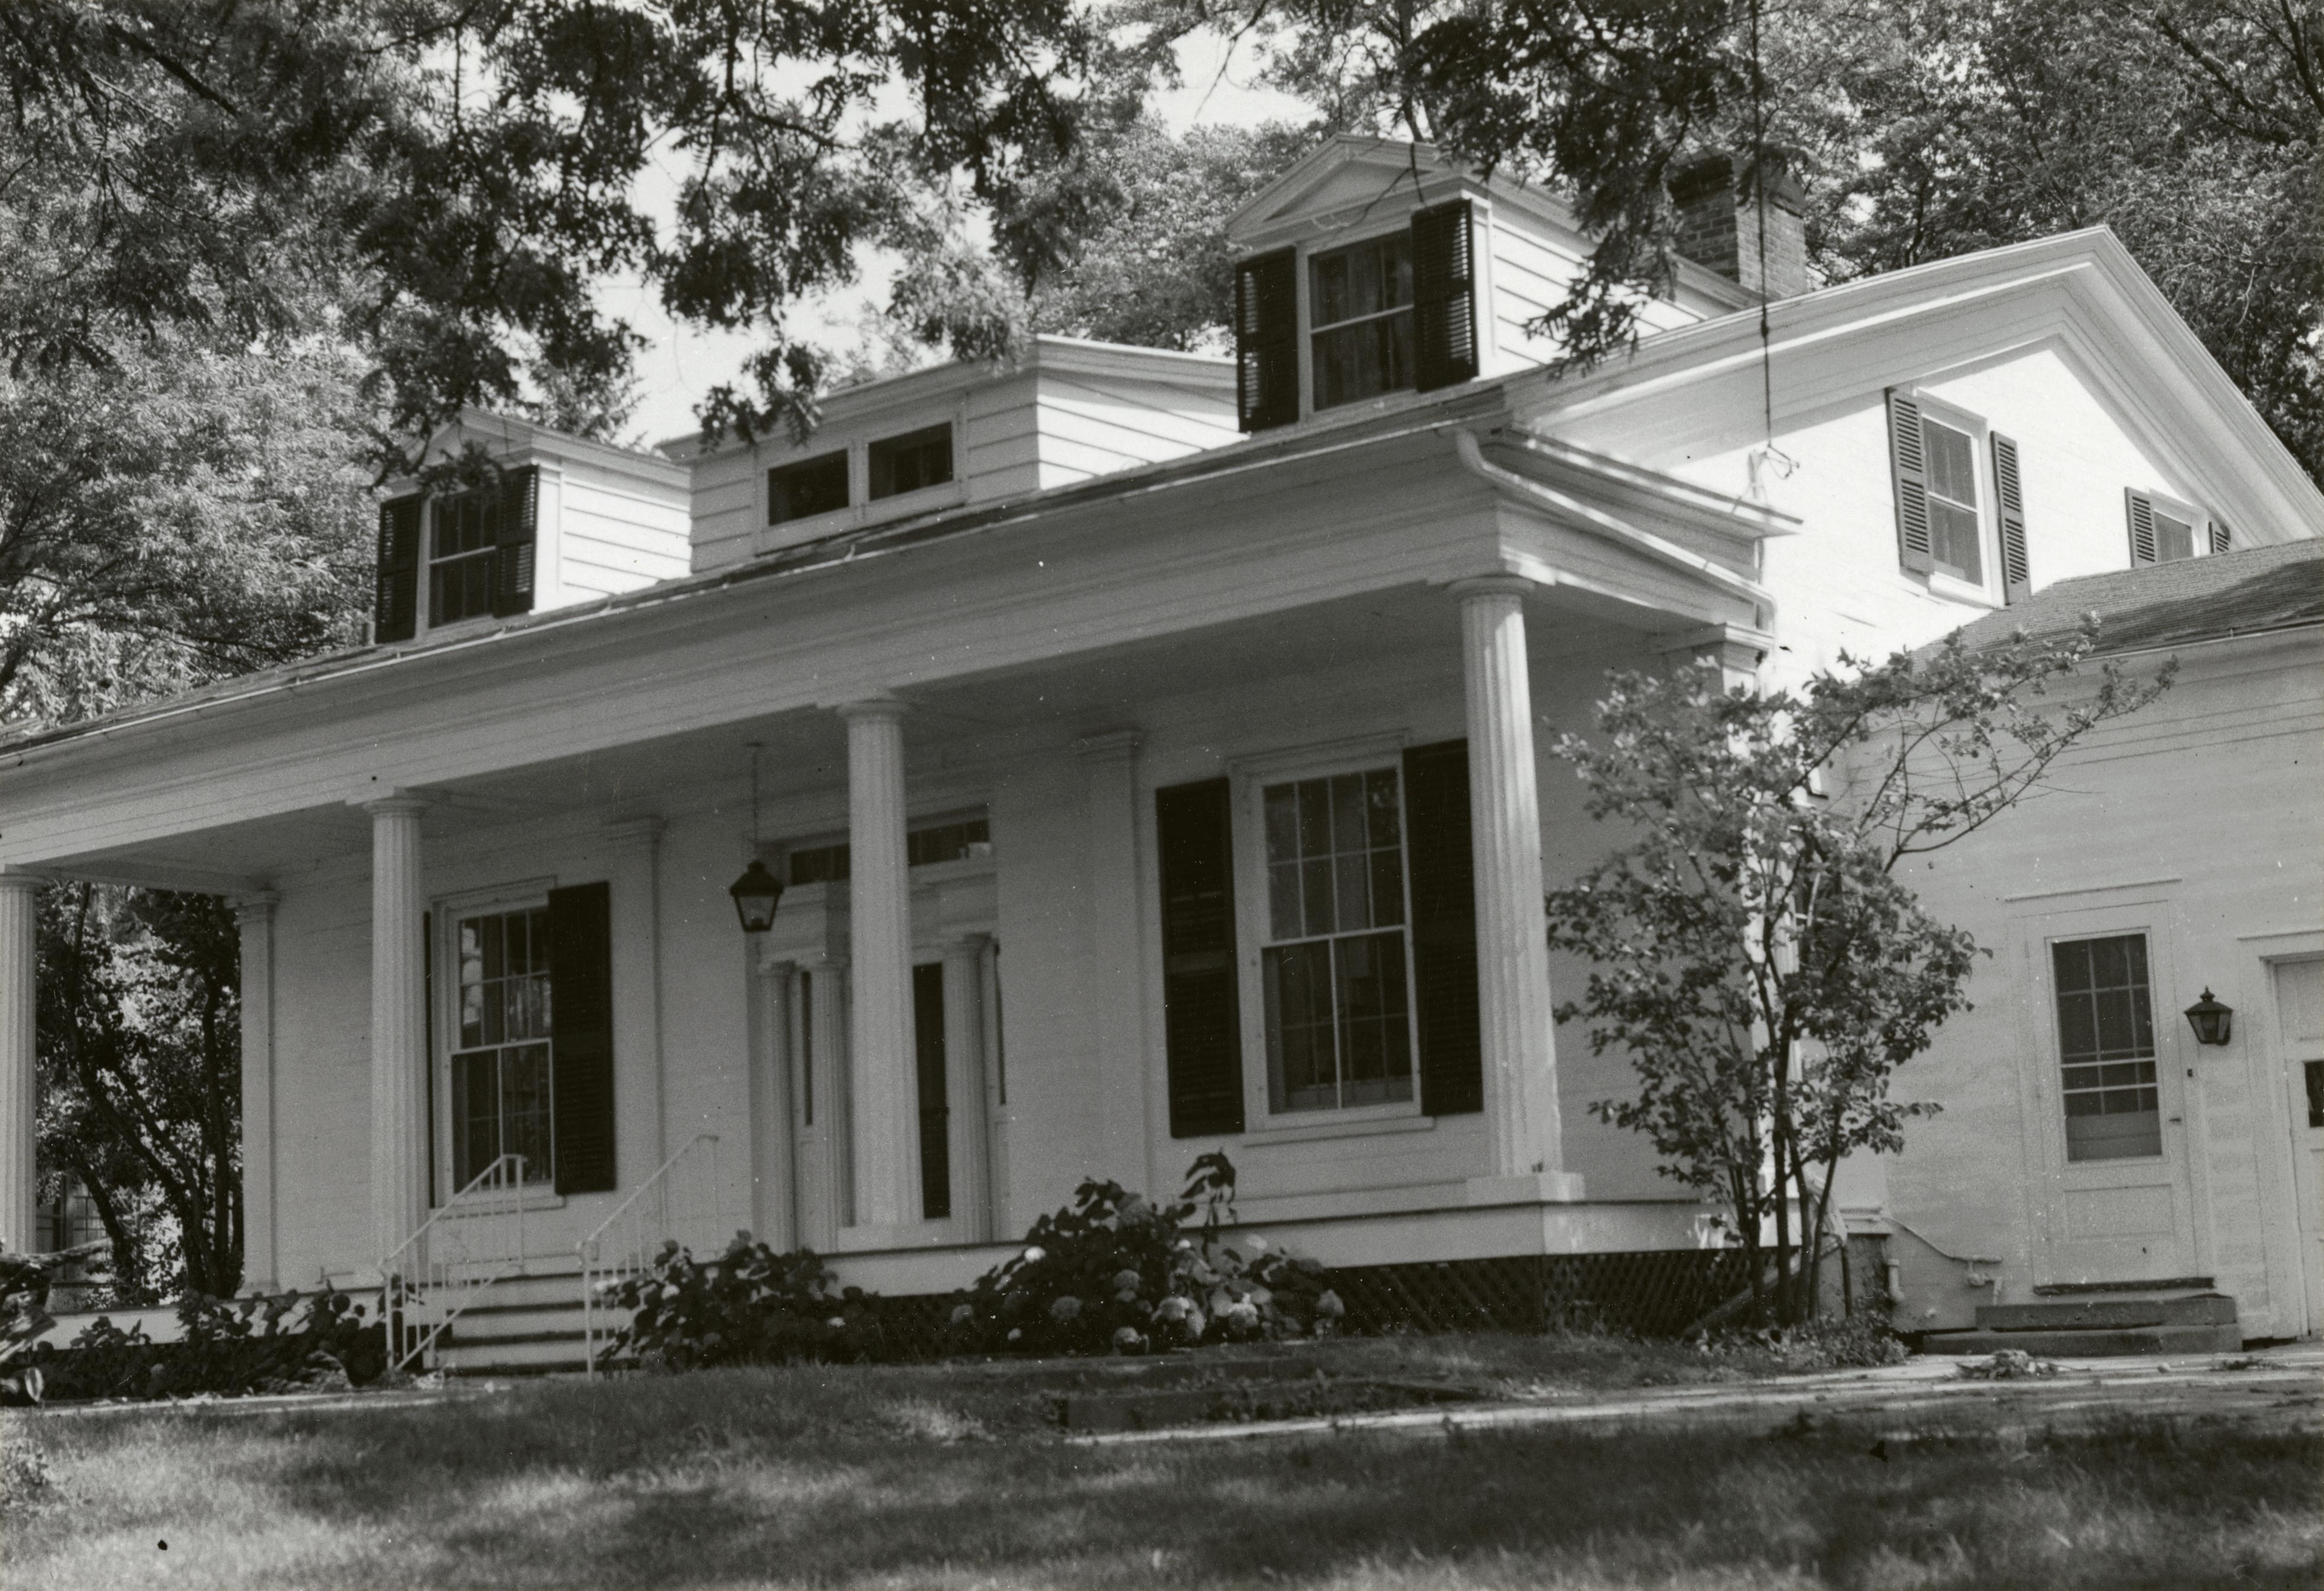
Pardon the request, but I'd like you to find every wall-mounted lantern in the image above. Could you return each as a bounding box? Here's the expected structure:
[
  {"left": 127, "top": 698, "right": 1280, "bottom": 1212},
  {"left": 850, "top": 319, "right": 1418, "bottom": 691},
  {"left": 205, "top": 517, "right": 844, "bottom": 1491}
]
[
  {"left": 728, "top": 742, "right": 785, "bottom": 934},
  {"left": 2183, "top": 988, "right": 2233, "bottom": 1047}
]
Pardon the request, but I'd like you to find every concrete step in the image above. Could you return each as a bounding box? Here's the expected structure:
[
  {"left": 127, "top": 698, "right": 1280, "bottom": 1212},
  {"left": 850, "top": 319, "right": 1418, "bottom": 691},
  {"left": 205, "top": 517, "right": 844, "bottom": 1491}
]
[
  {"left": 1921, "top": 1323, "right": 2243, "bottom": 1357},
  {"left": 443, "top": 1307, "right": 599, "bottom": 1344},
  {"left": 1976, "top": 1295, "right": 2236, "bottom": 1332},
  {"left": 436, "top": 1335, "right": 594, "bottom": 1375},
  {"left": 2032, "top": 1275, "right": 2212, "bottom": 1296}
]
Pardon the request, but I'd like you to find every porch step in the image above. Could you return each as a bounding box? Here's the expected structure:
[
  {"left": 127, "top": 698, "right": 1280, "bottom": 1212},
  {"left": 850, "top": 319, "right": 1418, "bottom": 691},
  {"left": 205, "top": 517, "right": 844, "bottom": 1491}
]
[
  {"left": 1920, "top": 1323, "right": 2243, "bottom": 1358},
  {"left": 409, "top": 1262, "right": 631, "bottom": 1378},
  {"left": 1975, "top": 1295, "right": 2236, "bottom": 1332},
  {"left": 2032, "top": 1275, "right": 2212, "bottom": 1296}
]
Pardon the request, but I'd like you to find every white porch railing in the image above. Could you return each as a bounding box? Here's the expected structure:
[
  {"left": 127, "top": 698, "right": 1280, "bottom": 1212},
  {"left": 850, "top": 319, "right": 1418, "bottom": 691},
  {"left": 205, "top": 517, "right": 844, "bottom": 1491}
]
[
  {"left": 378, "top": 1154, "right": 530, "bottom": 1375},
  {"left": 577, "top": 1133, "right": 721, "bottom": 1378}
]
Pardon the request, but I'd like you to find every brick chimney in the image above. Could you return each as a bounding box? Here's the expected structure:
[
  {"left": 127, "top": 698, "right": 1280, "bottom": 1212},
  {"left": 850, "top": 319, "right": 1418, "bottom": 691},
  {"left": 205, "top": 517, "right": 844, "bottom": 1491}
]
[{"left": 1670, "top": 150, "right": 1809, "bottom": 301}]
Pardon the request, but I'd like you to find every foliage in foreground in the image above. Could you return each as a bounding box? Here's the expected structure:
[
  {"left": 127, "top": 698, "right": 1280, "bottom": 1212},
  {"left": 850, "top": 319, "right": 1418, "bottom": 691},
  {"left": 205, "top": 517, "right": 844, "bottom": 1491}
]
[
  {"left": 606, "top": 1240, "right": 890, "bottom": 1372},
  {"left": 27, "top": 1288, "right": 384, "bottom": 1404},
  {"left": 948, "top": 1153, "right": 1340, "bottom": 1357},
  {"left": 606, "top": 1153, "right": 1342, "bottom": 1371},
  {"left": 1550, "top": 623, "right": 2170, "bottom": 1323}
]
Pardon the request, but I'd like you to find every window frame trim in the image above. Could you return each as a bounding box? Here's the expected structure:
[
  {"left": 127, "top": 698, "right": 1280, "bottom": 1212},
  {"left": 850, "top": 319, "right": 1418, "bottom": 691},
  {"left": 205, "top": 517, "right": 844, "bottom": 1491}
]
[
  {"left": 1304, "top": 224, "right": 1422, "bottom": 414},
  {"left": 751, "top": 410, "right": 969, "bottom": 554},
  {"left": 1901, "top": 389, "right": 1999, "bottom": 599},
  {"left": 432, "top": 879, "right": 560, "bottom": 1203},
  {"left": 2139, "top": 487, "right": 2210, "bottom": 565},
  {"left": 1229, "top": 740, "right": 1429, "bottom": 1130},
  {"left": 2046, "top": 927, "right": 2168, "bottom": 1165}
]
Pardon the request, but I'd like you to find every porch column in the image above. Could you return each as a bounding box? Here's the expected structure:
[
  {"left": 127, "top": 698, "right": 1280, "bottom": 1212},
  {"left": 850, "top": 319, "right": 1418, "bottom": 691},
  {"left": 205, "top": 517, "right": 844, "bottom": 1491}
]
[
  {"left": 838, "top": 697, "right": 915, "bottom": 1229},
  {"left": 801, "top": 953, "right": 852, "bottom": 1239},
  {"left": 1452, "top": 578, "right": 1574, "bottom": 1191},
  {"left": 941, "top": 934, "right": 993, "bottom": 1242},
  {"left": 752, "top": 957, "right": 797, "bottom": 1250},
  {"left": 366, "top": 794, "right": 431, "bottom": 1267},
  {"left": 1079, "top": 731, "right": 1153, "bottom": 1195},
  {"left": 235, "top": 892, "right": 280, "bottom": 1292},
  {"left": 0, "top": 873, "right": 38, "bottom": 1256}
]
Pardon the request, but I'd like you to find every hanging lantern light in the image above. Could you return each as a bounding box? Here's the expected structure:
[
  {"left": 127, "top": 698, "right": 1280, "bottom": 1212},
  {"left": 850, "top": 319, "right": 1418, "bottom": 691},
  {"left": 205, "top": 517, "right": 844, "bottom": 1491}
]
[
  {"left": 728, "top": 743, "right": 784, "bottom": 934},
  {"left": 2182, "top": 988, "right": 2233, "bottom": 1047}
]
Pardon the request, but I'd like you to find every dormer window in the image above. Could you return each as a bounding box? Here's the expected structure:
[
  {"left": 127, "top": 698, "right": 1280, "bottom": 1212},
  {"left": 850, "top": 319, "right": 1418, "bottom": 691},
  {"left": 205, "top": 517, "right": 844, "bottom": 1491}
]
[
  {"left": 1235, "top": 199, "right": 1478, "bottom": 432},
  {"left": 373, "top": 467, "right": 538, "bottom": 644},
  {"left": 869, "top": 423, "right": 954, "bottom": 499},
  {"left": 430, "top": 487, "right": 505, "bottom": 625},
  {"left": 1311, "top": 233, "right": 1415, "bottom": 410},
  {"left": 768, "top": 451, "right": 849, "bottom": 526}
]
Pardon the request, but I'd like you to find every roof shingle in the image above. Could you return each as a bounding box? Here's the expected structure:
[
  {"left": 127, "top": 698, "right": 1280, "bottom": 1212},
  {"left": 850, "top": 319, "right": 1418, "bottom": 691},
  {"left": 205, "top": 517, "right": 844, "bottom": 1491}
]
[{"left": 1949, "top": 539, "right": 2323, "bottom": 655}]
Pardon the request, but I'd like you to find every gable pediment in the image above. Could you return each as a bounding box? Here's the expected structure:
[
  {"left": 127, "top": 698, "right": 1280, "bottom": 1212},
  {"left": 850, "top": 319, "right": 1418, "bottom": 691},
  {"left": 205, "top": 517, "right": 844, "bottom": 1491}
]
[{"left": 1227, "top": 137, "right": 1476, "bottom": 249}]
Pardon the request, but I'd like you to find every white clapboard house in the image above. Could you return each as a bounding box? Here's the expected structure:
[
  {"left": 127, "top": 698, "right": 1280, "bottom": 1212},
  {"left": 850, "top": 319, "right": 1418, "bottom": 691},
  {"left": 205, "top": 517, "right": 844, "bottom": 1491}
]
[{"left": 0, "top": 137, "right": 2315, "bottom": 1371}]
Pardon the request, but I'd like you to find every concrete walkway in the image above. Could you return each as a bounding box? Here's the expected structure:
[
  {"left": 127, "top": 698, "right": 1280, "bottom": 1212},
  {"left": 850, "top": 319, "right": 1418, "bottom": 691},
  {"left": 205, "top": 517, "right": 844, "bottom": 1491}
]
[{"left": 1074, "top": 1341, "right": 2324, "bottom": 1447}]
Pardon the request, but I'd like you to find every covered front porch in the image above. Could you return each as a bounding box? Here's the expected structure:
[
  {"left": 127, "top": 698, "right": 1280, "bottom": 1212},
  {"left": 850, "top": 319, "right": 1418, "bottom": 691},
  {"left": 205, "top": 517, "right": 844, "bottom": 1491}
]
[{"left": 0, "top": 419, "right": 1785, "bottom": 1330}]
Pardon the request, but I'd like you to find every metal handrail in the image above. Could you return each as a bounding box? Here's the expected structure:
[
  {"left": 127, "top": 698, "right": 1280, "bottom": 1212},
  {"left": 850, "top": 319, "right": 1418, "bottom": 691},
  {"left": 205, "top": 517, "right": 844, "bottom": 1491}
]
[
  {"left": 378, "top": 1153, "right": 530, "bottom": 1375},
  {"left": 577, "top": 1132, "right": 720, "bottom": 1378}
]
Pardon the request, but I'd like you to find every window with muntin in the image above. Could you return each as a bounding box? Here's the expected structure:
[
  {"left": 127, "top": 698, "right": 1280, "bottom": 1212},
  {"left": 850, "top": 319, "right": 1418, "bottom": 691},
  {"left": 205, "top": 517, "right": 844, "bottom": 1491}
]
[
  {"left": 452, "top": 906, "right": 555, "bottom": 1186},
  {"left": 1309, "top": 233, "right": 1415, "bottom": 410},
  {"left": 2052, "top": 933, "right": 2162, "bottom": 1162},
  {"left": 430, "top": 487, "right": 502, "bottom": 625},
  {"left": 1259, "top": 766, "right": 1416, "bottom": 1112}
]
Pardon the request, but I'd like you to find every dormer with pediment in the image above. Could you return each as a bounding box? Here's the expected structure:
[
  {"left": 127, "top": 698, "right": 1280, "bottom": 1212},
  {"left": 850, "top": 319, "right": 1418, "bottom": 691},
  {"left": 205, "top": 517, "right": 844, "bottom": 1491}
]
[
  {"left": 1223, "top": 136, "right": 1754, "bottom": 432},
  {"left": 371, "top": 411, "right": 693, "bottom": 645}
]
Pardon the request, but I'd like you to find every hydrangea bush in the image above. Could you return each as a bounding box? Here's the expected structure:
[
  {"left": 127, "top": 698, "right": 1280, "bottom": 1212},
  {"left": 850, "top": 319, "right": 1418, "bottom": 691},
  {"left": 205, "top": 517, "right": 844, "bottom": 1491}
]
[
  {"left": 947, "top": 1152, "right": 1344, "bottom": 1355},
  {"left": 604, "top": 1236, "right": 889, "bottom": 1370}
]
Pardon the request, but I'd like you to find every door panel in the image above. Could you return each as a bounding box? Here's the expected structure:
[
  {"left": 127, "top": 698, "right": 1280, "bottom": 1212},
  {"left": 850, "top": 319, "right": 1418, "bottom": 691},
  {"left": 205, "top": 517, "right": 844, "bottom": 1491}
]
[{"left": 2274, "top": 958, "right": 2324, "bottom": 1335}]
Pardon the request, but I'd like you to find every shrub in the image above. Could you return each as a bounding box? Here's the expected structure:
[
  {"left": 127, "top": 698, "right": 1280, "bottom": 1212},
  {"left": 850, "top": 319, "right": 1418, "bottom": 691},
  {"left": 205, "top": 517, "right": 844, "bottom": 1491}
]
[
  {"left": 948, "top": 1152, "right": 1336, "bottom": 1356},
  {"left": 1, "top": 1241, "right": 110, "bottom": 1406},
  {"left": 605, "top": 1236, "right": 889, "bottom": 1370},
  {"left": 31, "top": 1286, "right": 384, "bottom": 1402}
]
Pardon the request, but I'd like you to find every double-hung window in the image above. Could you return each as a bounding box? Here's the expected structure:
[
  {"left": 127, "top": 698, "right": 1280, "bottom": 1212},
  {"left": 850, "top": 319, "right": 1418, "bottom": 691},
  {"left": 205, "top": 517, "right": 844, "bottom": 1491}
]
[
  {"left": 2052, "top": 933, "right": 2162, "bottom": 1162},
  {"left": 1918, "top": 414, "right": 1984, "bottom": 583},
  {"left": 1258, "top": 766, "right": 1416, "bottom": 1113},
  {"left": 1309, "top": 233, "right": 1415, "bottom": 410},
  {"left": 429, "top": 487, "right": 502, "bottom": 626},
  {"left": 452, "top": 906, "right": 555, "bottom": 1186}
]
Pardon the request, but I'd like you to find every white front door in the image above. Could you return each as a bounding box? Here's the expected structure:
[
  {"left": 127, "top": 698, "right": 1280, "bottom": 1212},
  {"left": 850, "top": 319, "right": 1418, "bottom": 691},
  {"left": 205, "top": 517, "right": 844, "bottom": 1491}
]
[
  {"left": 2274, "top": 957, "right": 2324, "bottom": 1335},
  {"left": 2033, "top": 924, "right": 2203, "bottom": 1284}
]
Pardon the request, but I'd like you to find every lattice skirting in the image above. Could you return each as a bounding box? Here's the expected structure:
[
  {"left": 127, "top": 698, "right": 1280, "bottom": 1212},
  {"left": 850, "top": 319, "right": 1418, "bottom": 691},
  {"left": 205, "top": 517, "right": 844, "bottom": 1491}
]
[
  {"left": 860, "top": 1245, "right": 1863, "bottom": 1359},
  {"left": 1326, "top": 1249, "right": 1760, "bottom": 1338}
]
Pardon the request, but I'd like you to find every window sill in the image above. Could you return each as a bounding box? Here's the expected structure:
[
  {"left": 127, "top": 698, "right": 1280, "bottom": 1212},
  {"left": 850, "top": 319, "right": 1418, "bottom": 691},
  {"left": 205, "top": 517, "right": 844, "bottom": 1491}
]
[
  {"left": 1242, "top": 1111, "right": 1435, "bottom": 1147},
  {"left": 1922, "top": 570, "right": 2001, "bottom": 609}
]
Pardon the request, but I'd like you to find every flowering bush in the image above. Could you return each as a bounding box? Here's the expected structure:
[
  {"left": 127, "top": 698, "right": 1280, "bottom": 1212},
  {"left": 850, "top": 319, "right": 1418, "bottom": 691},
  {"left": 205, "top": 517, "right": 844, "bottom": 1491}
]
[
  {"left": 29, "top": 1285, "right": 382, "bottom": 1402},
  {"left": 604, "top": 1235, "right": 889, "bottom": 1370},
  {"left": 947, "top": 1153, "right": 1340, "bottom": 1356}
]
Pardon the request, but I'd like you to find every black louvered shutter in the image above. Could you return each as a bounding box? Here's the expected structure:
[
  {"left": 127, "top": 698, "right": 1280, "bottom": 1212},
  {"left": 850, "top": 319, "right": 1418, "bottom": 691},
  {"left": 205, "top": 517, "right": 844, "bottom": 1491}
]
[
  {"left": 374, "top": 497, "right": 423, "bottom": 642},
  {"left": 1412, "top": 201, "right": 1479, "bottom": 393},
  {"left": 548, "top": 881, "right": 616, "bottom": 1194},
  {"left": 1992, "top": 433, "right": 2031, "bottom": 604},
  {"left": 2125, "top": 489, "right": 2159, "bottom": 566},
  {"left": 1235, "top": 249, "right": 1299, "bottom": 432},
  {"left": 1157, "top": 779, "right": 1244, "bottom": 1136},
  {"left": 1403, "top": 740, "right": 1483, "bottom": 1116},
  {"left": 2209, "top": 520, "right": 2233, "bottom": 555},
  {"left": 1885, "top": 390, "right": 1934, "bottom": 575},
  {"left": 913, "top": 962, "right": 950, "bottom": 1220},
  {"left": 493, "top": 465, "right": 539, "bottom": 618}
]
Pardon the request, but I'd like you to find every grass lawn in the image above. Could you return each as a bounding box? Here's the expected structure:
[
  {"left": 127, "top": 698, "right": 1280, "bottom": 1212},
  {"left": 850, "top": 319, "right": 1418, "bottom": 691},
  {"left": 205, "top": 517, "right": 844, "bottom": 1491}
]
[{"left": 4, "top": 1335, "right": 2318, "bottom": 1590}]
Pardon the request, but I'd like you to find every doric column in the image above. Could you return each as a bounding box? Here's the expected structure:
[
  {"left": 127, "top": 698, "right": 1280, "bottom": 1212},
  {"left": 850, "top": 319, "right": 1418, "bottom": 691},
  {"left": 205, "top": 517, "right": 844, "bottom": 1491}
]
[
  {"left": 753, "top": 957, "right": 797, "bottom": 1250},
  {"left": 941, "top": 934, "right": 993, "bottom": 1242},
  {"left": 0, "top": 873, "right": 40, "bottom": 1256},
  {"left": 234, "top": 892, "right": 281, "bottom": 1292},
  {"left": 365, "top": 795, "right": 432, "bottom": 1268},
  {"left": 1452, "top": 578, "right": 1571, "bottom": 1187},
  {"left": 805, "top": 954, "right": 853, "bottom": 1235},
  {"left": 838, "top": 696, "right": 915, "bottom": 1229},
  {"left": 1078, "top": 730, "right": 1153, "bottom": 1195}
]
